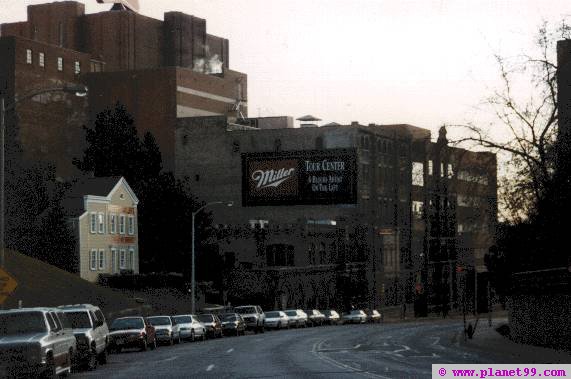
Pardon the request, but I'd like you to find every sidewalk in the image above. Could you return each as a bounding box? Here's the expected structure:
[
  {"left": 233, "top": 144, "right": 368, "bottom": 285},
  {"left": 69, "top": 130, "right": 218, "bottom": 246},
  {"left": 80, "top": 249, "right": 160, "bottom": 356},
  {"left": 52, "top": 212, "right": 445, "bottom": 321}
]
[{"left": 459, "top": 318, "right": 571, "bottom": 363}]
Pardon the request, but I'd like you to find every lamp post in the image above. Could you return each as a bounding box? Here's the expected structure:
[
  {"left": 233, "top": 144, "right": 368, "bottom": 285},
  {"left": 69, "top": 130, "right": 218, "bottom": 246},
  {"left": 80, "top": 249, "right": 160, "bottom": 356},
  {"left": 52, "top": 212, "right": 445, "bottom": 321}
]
[
  {"left": 191, "top": 200, "right": 233, "bottom": 314},
  {"left": 0, "top": 84, "right": 88, "bottom": 272}
]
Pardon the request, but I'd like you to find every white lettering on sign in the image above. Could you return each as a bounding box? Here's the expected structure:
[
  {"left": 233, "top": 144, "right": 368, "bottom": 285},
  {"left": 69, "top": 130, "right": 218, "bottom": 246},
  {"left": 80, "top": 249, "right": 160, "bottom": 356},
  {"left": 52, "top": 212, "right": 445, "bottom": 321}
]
[
  {"left": 252, "top": 168, "right": 296, "bottom": 189},
  {"left": 305, "top": 160, "right": 346, "bottom": 172}
]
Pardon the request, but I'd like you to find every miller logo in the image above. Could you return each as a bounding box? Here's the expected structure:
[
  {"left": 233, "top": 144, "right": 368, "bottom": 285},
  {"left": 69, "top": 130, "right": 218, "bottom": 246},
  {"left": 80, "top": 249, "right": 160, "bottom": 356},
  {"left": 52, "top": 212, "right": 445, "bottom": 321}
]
[
  {"left": 252, "top": 167, "right": 295, "bottom": 189},
  {"left": 248, "top": 159, "right": 298, "bottom": 197}
]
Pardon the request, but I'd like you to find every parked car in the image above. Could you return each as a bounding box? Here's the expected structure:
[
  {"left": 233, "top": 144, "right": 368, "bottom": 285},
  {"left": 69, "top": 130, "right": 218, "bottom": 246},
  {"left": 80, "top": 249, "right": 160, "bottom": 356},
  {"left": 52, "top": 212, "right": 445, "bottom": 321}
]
[
  {"left": 58, "top": 303, "right": 109, "bottom": 370},
  {"left": 305, "top": 309, "right": 326, "bottom": 326},
  {"left": 263, "top": 311, "right": 290, "bottom": 330},
  {"left": 172, "top": 314, "right": 207, "bottom": 341},
  {"left": 0, "top": 307, "right": 76, "bottom": 377},
  {"left": 322, "top": 310, "right": 341, "bottom": 325},
  {"left": 147, "top": 316, "right": 181, "bottom": 345},
  {"left": 108, "top": 317, "right": 157, "bottom": 352},
  {"left": 219, "top": 313, "right": 246, "bottom": 336},
  {"left": 366, "top": 309, "right": 382, "bottom": 323},
  {"left": 198, "top": 314, "right": 223, "bottom": 339},
  {"left": 234, "top": 305, "right": 265, "bottom": 333},
  {"left": 284, "top": 309, "right": 307, "bottom": 328},
  {"left": 342, "top": 310, "right": 368, "bottom": 324}
]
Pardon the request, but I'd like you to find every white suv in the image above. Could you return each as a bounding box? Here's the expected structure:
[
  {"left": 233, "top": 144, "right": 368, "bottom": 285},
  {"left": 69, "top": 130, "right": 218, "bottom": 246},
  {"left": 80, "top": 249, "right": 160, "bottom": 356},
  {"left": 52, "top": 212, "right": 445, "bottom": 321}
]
[{"left": 58, "top": 304, "right": 109, "bottom": 371}]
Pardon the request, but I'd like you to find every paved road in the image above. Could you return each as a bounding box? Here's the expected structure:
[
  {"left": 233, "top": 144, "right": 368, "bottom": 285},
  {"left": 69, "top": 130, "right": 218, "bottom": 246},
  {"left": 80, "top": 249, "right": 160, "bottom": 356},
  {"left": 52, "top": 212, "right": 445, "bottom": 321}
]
[{"left": 73, "top": 320, "right": 542, "bottom": 378}]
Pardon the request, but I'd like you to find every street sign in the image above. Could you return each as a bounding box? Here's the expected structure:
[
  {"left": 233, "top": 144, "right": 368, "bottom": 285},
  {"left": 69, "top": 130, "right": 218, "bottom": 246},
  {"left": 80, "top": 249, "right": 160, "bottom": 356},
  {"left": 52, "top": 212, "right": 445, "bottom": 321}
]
[{"left": 0, "top": 267, "right": 17, "bottom": 305}]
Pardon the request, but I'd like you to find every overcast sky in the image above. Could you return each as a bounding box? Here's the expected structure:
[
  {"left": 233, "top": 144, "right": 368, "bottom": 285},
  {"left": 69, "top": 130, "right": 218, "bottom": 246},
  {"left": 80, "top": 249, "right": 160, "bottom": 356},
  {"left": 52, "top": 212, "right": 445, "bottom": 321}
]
[{"left": 2, "top": 0, "right": 570, "bottom": 138}]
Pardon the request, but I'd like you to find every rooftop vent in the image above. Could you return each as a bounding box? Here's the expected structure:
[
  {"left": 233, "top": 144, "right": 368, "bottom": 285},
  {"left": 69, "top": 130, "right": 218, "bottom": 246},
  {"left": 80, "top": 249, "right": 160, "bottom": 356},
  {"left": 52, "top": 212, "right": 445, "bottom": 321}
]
[{"left": 297, "top": 115, "right": 322, "bottom": 128}]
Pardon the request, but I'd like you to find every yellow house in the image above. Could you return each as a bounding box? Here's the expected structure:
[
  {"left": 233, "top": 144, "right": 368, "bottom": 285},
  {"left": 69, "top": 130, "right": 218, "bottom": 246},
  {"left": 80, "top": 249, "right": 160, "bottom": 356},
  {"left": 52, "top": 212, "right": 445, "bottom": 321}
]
[{"left": 64, "top": 177, "right": 139, "bottom": 282}]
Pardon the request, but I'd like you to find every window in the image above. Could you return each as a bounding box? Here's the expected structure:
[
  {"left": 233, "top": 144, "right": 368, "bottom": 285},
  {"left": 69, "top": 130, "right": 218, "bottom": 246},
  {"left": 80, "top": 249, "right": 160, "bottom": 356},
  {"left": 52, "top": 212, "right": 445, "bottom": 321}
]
[
  {"left": 120, "top": 249, "right": 126, "bottom": 269},
  {"left": 111, "top": 248, "right": 117, "bottom": 273},
  {"left": 74, "top": 61, "right": 81, "bottom": 74},
  {"left": 119, "top": 215, "right": 126, "bottom": 234},
  {"left": 98, "top": 249, "right": 105, "bottom": 270},
  {"left": 128, "top": 216, "right": 135, "bottom": 235},
  {"left": 412, "top": 162, "right": 424, "bottom": 186},
  {"left": 428, "top": 160, "right": 433, "bottom": 176},
  {"left": 98, "top": 213, "right": 105, "bottom": 234},
  {"left": 128, "top": 249, "right": 135, "bottom": 269},
  {"left": 90, "top": 250, "right": 97, "bottom": 271},
  {"left": 412, "top": 201, "right": 424, "bottom": 219},
  {"left": 110, "top": 214, "right": 116, "bottom": 234},
  {"left": 90, "top": 213, "right": 97, "bottom": 234},
  {"left": 57, "top": 57, "right": 63, "bottom": 72},
  {"left": 26, "top": 49, "right": 32, "bottom": 64},
  {"left": 447, "top": 163, "right": 454, "bottom": 179},
  {"left": 39, "top": 52, "right": 45, "bottom": 67}
]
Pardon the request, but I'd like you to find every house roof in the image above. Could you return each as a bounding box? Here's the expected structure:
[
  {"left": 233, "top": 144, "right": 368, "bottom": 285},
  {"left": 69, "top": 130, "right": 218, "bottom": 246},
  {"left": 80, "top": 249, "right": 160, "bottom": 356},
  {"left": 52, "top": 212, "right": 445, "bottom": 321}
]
[{"left": 62, "top": 176, "right": 138, "bottom": 217}]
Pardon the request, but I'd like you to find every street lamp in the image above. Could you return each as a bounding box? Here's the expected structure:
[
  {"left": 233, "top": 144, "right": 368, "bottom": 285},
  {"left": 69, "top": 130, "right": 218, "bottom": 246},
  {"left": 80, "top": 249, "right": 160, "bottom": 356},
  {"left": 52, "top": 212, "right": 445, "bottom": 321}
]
[
  {"left": 0, "top": 83, "right": 88, "bottom": 271},
  {"left": 191, "top": 200, "right": 233, "bottom": 314}
]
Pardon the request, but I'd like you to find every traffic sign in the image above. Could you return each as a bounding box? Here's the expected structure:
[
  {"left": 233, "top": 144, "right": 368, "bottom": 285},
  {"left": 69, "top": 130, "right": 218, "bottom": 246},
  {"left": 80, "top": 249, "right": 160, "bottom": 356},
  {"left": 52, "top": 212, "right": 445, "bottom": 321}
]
[{"left": 0, "top": 267, "right": 18, "bottom": 305}]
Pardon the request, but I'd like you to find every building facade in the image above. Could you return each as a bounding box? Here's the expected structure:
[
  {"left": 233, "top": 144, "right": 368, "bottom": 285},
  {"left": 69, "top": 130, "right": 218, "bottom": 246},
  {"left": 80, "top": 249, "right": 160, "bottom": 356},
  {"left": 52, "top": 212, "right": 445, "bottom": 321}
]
[
  {"left": 175, "top": 116, "right": 497, "bottom": 312},
  {"left": 64, "top": 176, "right": 139, "bottom": 282},
  {"left": 1, "top": 1, "right": 247, "bottom": 177}
]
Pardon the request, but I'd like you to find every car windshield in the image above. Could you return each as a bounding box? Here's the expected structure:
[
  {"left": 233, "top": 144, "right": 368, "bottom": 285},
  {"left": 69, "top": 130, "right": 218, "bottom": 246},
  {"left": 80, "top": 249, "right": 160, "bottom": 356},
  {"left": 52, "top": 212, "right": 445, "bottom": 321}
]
[
  {"left": 173, "top": 316, "right": 192, "bottom": 324},
  {"left": 285, "top": 311, "right": 297, "bottom": 316},
  {"left": 265, "top": 311, "right": 281, "bottom": 318},
  {"left": 110, "top": 318, "right": 144, "bottom": 330},
  {"left": 221, "top": 314, "right": 237, "bottom": 321},
  {"left": 234, "top": 307, "right": 256, "bottom": 314},
  {"left": 65, "top": 311, "right": 92, "bottom": 329},
  {"left": 198, "top": 315, "right": 214, "bottom": 322},
  {"left": 0, "top": 312, "right": 47, "bottom": 335},
  {"left": 147, "top": 317, "right": 171, "bottom": 326},
  {"left": 350, "top": 310, "right": 363, "bottom": 315}
]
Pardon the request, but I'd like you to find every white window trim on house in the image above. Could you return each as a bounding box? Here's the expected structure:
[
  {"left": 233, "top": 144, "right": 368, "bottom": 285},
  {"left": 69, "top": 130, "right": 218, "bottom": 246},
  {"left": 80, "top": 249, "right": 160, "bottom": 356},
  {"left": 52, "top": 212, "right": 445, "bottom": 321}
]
[
  {"left": 57, "top": 57, "right": 63, "bottom": 71},
  {"left": 39, "top": 52, "right": 45, "bottom": 67},
  {"left": 120, "top": 249, "right": 126, "bottom": 270},
  {"left": 26, "top": 49, "right": 32, "bottom": 64},
  {"left": 111, "top": 248, "right": 117, "bottom": 273},
  {"left": 90, "top": 213, "right": 97, "bottom": 234},
  {"left": 98, "top": 212, "right": 105, "bottom": 234},
  {"left": 110, "top": 214, "right": 116, "bottom": 234},
  {"left": 119, "top": 214, "right": 126, "bottom": 235},
  {"left": 90, "top": 249, "right": 97, "bottom": 271},
  {"left": 74, "top": 60, "right": 81, "bottom": 74},
  {"left": 128, "top": 215, "right": 134, "bottom": 235},
  {"left": 98, "top": 249, "right": 105, "bottom": 270},
  {"left": 129, "top": 248, "right": 135, "bottom": 270}
]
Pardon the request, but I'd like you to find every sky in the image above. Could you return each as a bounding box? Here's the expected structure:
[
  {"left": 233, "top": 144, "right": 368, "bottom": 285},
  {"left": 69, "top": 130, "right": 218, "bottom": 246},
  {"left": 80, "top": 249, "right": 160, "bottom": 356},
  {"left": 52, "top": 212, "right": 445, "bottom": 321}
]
[{"left": 1, "top": 0, "right": 570, "bottom": 139}]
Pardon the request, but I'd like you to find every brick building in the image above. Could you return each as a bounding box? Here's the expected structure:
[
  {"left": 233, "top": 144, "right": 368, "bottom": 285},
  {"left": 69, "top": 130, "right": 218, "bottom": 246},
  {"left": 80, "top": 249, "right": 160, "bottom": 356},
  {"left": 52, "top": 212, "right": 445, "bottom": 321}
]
[
  {"left": 0, "top": 1, "right": 247, "bottom": 177},
  {"left": 175, "top": 116, "right": 497, "bottom": 312}
]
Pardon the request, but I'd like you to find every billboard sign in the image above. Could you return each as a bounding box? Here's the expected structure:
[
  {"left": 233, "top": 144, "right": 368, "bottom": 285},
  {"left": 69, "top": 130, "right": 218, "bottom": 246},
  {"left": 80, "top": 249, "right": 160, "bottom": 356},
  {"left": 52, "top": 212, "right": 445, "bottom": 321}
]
[{"left": 242, "top": 149, "right": 357, "bottom": 206}]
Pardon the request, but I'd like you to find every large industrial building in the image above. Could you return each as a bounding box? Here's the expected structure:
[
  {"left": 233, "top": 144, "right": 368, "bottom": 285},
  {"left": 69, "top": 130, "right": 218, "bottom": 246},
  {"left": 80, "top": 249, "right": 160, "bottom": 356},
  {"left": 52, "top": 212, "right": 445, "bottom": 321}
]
[
  {"left": 1, "top": 1, "right": 497, "bottom": 311},
  {"left": 175, "top": 116, "right": 497, "bottom": 312},
  {"left": 0, "top": 1, "right": 246, "bottom": 176}
]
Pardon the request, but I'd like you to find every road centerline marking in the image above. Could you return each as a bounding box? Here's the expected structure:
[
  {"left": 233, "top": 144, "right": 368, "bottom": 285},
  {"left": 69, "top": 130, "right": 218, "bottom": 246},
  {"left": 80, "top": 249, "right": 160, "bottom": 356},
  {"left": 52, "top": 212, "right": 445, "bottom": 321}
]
[
  {"left": 206, "top": 364, "right": 215, "bottom": 371},
  {"left": 227, "top": 348, "right": 234, "bottom": 353}
]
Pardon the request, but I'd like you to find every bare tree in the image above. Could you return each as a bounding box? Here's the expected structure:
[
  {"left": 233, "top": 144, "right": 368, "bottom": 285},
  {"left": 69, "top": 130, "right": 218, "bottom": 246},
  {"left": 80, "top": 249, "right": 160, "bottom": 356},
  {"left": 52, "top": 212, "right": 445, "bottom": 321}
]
[{"left": 449, "top": 22, "right": 571, "bottom": 223}]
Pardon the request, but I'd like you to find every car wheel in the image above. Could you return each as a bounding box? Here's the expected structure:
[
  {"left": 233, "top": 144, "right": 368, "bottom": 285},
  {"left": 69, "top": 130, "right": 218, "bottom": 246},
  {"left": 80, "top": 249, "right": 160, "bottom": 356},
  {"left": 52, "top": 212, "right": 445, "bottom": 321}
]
[
  {"left": 98, "top": 348, "right": 108, "bottom": 364},
  {"left": 42, "top": 354, "right": 56, "bottom": 379},
  {"left": 87, "top": 347, "right": 98, "bottom": 371},
  {"left": 190, "top": 330, "right": 195, "bottom": 342},
  {"left": 140, "top": 337, "right": 148, "bottom": 352}
]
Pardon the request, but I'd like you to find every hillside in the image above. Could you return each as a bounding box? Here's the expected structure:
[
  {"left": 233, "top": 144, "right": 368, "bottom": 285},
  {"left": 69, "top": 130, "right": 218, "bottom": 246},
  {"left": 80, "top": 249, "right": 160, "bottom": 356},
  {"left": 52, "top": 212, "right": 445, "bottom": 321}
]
[{"left": 3, "top": 249, "right": 145, "bottom": 319}]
